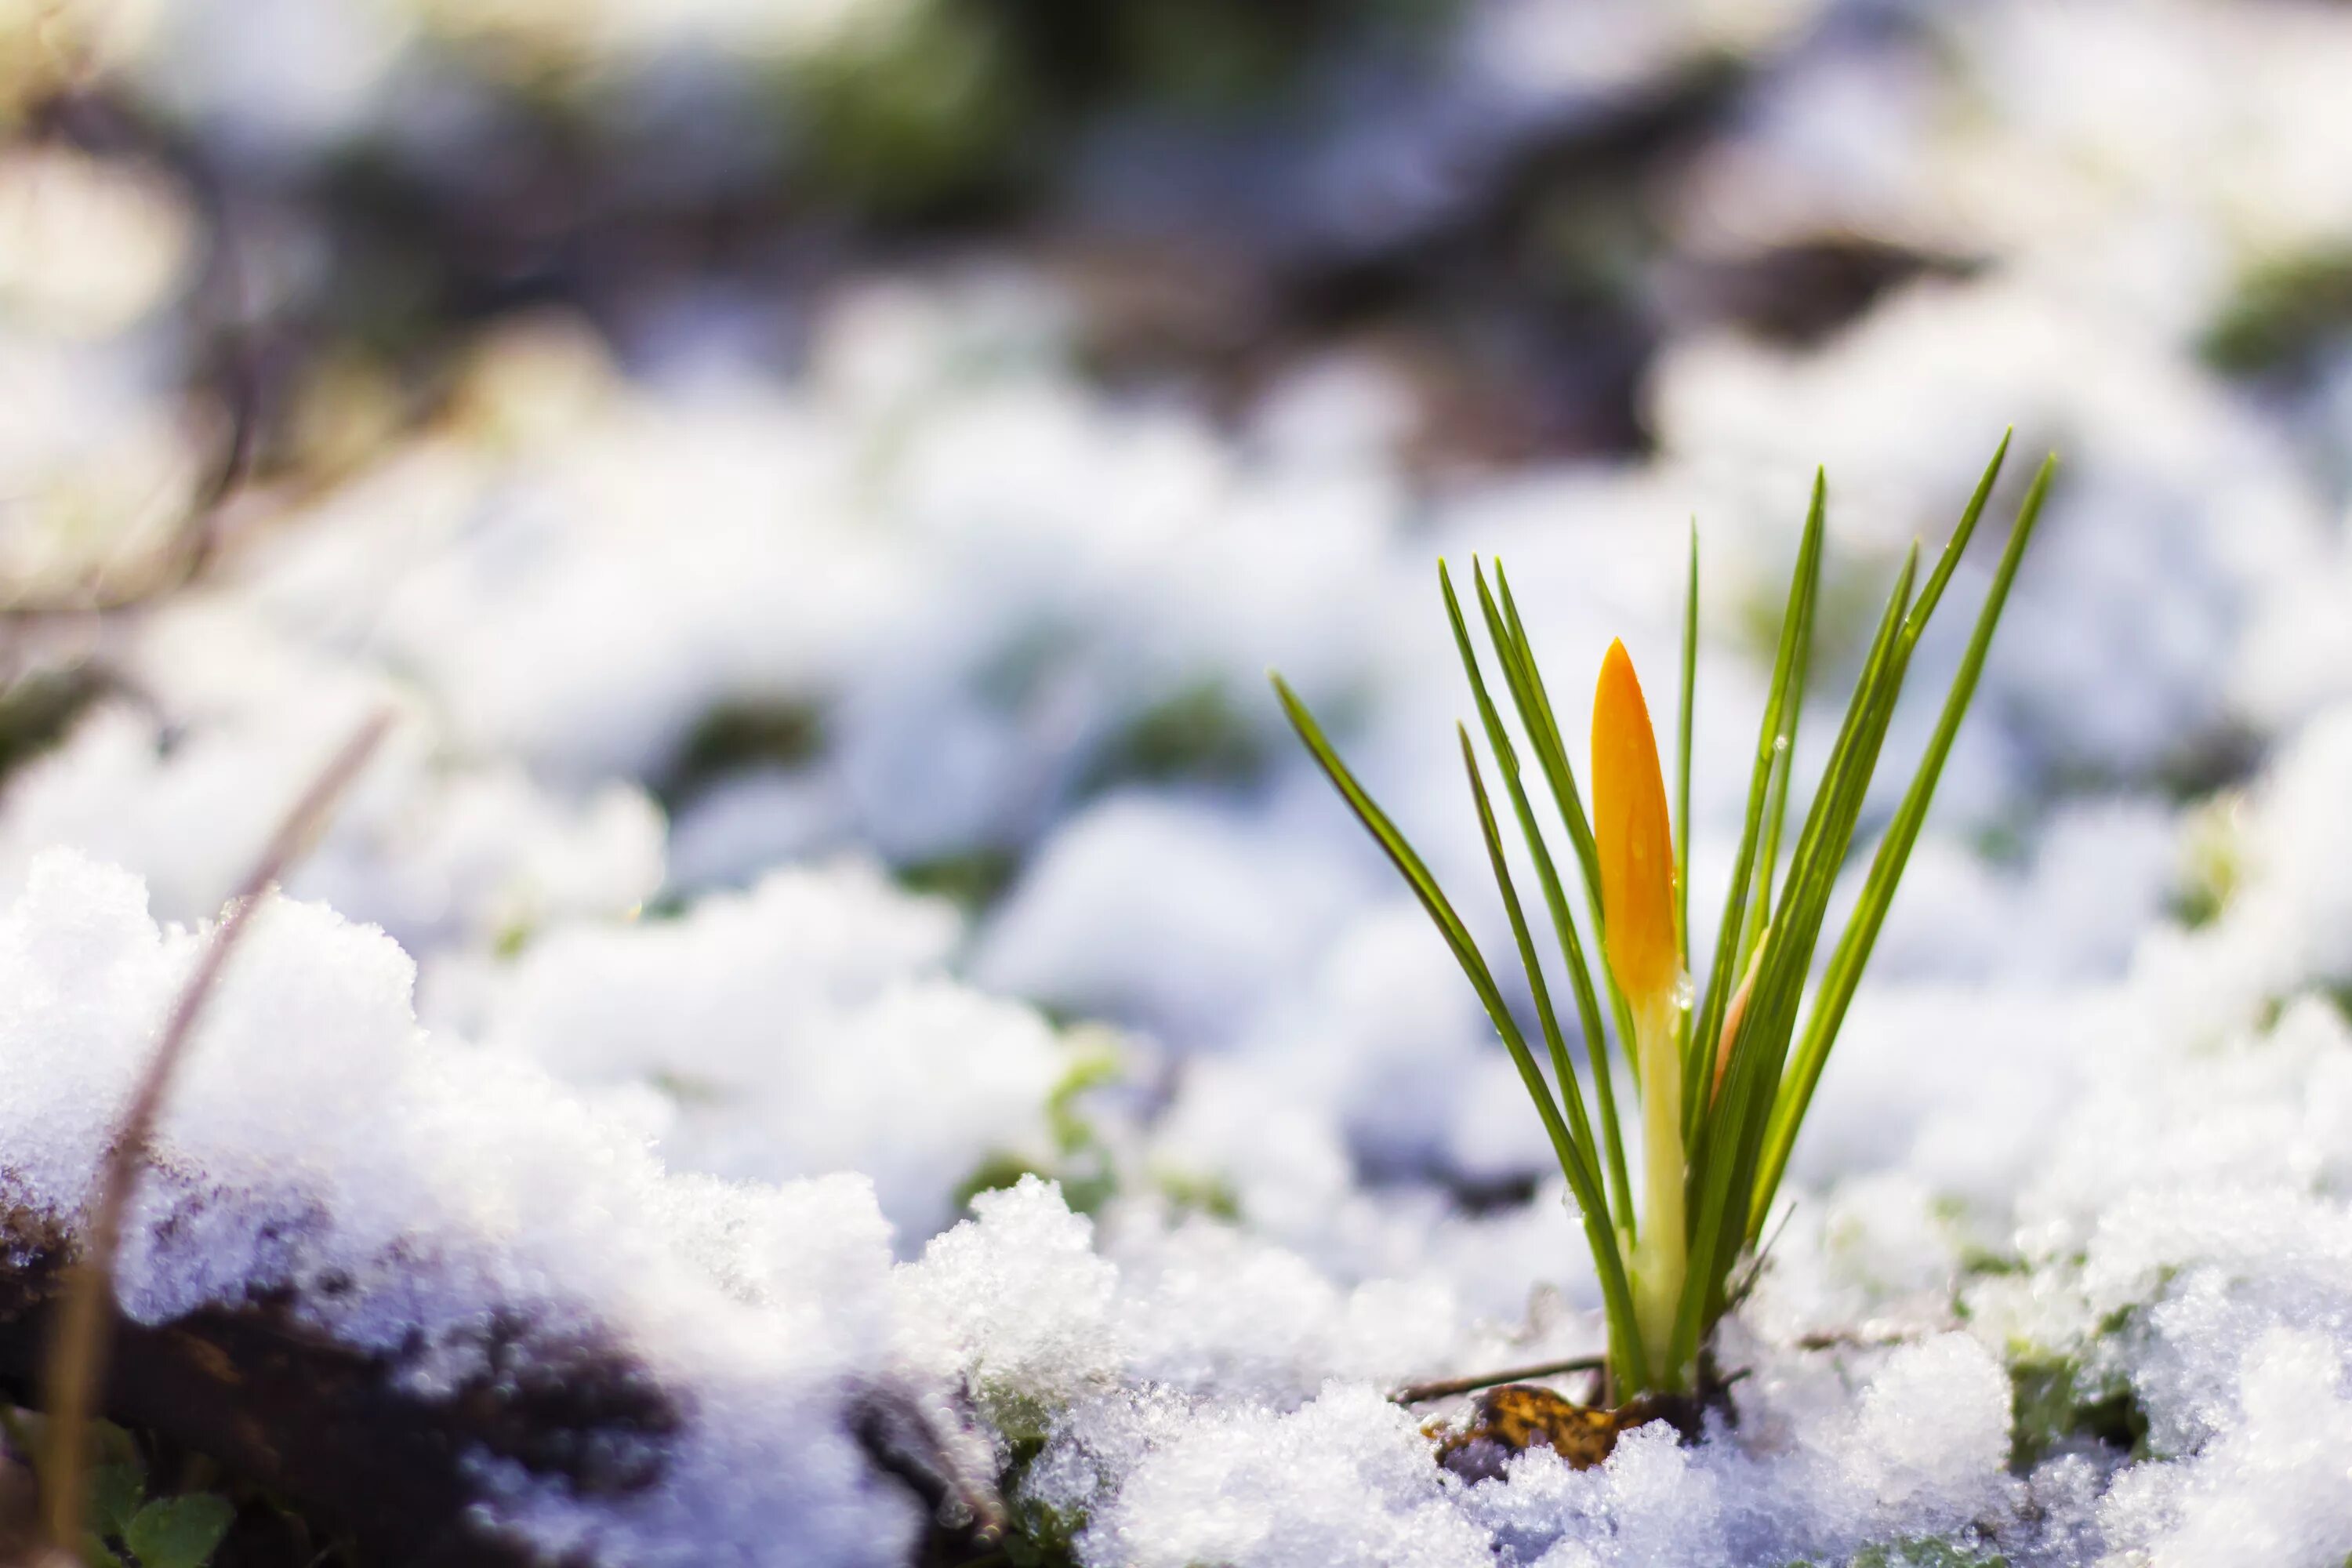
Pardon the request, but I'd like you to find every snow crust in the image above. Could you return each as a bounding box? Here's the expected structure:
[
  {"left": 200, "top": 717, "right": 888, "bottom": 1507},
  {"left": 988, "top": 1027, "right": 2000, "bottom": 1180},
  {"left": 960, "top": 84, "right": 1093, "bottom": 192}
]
[{"left": 0, "top": 849, "right": 924, "bottom": 1566}]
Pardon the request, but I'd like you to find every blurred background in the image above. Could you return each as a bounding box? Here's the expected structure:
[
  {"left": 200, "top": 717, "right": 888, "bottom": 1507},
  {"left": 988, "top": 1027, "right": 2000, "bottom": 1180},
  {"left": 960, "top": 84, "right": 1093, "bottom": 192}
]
[
  {"left": 3, "top": 0, "right": 2351, "bottom": 1269},
  {"left": 2, "top": 0, "right": 1915, "bottom": 493}
]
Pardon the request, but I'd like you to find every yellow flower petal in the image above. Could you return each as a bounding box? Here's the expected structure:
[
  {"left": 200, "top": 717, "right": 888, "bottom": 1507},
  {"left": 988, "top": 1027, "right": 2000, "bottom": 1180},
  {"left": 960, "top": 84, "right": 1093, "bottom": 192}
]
[{"left": 1592, "top": 638, "right": 1679, "bottom": 1012}]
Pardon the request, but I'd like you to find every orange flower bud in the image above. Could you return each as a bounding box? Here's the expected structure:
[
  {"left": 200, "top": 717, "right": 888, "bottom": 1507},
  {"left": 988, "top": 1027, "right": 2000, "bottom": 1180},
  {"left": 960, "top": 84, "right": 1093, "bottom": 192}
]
[
  {"left": 1711, "top": 936, "right": 1765, "bottom": 1106},
  {"left": 1592, "top": 639, "right": 1679, "bottom": 1013}
]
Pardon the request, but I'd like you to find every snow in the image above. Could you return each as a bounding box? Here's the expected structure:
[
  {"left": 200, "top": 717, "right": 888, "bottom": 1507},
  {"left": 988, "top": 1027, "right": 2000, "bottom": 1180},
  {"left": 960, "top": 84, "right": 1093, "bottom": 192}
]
[
  {"left": 0, "top": 849, "right": 926, "bottom": 1566},
  {"left": 1069, "top": 1381, "right": 1493, "bottom": 1568},
  {"left": 465, "top": 862, "right": 1076, "bottom": 1243},
  {"left": 5, "top": 0, "right": 2352, "bottom": 1563},
  {"left": 0, "top": 702, "right": 666, "bottom": 949}
]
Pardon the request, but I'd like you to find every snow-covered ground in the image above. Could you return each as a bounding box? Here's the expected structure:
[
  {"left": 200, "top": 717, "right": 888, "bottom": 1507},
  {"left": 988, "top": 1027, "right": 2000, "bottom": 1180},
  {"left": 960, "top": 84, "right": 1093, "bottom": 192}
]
[{"left": 5, "top": 1, "right": 2352, "bottom": 1564}]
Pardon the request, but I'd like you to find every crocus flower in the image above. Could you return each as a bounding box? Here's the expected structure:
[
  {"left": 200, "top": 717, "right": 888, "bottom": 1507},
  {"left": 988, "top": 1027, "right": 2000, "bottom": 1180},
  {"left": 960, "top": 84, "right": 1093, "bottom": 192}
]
[
  {"left": 1593, "top": 638, "right": 1686, "bottom": 1374},
  {"left": 1276, "top": 439, "right": 2046, "bottom": 1403}
]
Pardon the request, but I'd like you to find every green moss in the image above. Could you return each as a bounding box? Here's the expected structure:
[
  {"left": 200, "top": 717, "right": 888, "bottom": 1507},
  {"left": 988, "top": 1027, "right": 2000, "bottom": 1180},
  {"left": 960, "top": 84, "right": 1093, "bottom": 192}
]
[
  {"left": 1955, "top": 1243, "right": 2027, "bottom": 1281},
  {"left": 0, "top": 1411, "right": 240, "bottom": 1568},
  {"left": 2170, "top": 791, "right": 2246, "bottom": 930},
  {"left": 898, "top": 847, "right": 1022, "bottom": 913},
  {"left": 1099, "top": 0, "right": 1452, "bottom": 111},
  {"left": 791, "top": 0, "right": 1034, "bottom": 215},
  {"left": 1045, "top": 1039, "right": 1122, "bottom": 1152},
  {"left": 953, "top": 1037, "right": 1127, "bottom": 1218},
  {"left": 1110, "top": 0, "right": 1301, "bottom": 107},
  {"left": 1086, "top": 680, "right": 1267, "bottom": 793},
  {"left": 1002, "top": 0, "right": 1454, "bottom": 117},
  {"left": 1968, "top": 818, "right": 2031, "bottom": 868},
  {"left": 996, "top": 1497, "right": 1085, "bottom": 1568},
  {"left": 649, "top": 1069, "right": 728, "bottom": 1107},
  {"left": 988, "top": 1436, "right": 1087, "bottom": 1567},
  {"left": 1152, "top": 1167, "right": 1241, "bottom": 1222},
  {"left": 1846, "top": 1537, "right": 2006, "bottom": 1568},
  {"left": 953, "top": 1152, "right": 1067, "bottom": 1214},
  {"left": 0, "top": 666, "right": 101, "bottom": 782},
  {"left": 664, "top": 699, "right": 825, "bottom": 801},
  {"left": 2202, "top": 247, "right": 2352, "bottom": 377},
  {"left": 2008, "top": 1354, "right": 2147, "bottom": 1472}
]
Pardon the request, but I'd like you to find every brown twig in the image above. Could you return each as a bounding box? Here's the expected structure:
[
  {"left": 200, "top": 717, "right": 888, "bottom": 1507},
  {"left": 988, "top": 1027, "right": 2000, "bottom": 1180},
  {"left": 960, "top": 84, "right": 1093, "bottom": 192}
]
[
  {"left": 1721, "top": 1203, "right": 1795, "bottom": 1318},
  {"left": 37, "top": 708, "right": 394, "bottom": 1554},
  {"left": 848, "top": 1383, "right": 1006, "bottom": 1551},
  {"left": 1791, "top": 1327, "right": 1935, "bottom": 1354},
  {"left": 1392, "top": 1354, "right": 1607, "bottom": 1406}
]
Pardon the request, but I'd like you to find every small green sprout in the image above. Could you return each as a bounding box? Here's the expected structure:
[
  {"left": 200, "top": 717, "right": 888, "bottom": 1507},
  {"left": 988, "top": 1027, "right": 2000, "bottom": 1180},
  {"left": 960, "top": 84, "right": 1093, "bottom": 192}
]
[
  {"left": 0, "top": 1412, "right": 236, "bottom": 1568},
  {"left": 1274, "top": 437, "right": 2053, "bottom": 1399}
]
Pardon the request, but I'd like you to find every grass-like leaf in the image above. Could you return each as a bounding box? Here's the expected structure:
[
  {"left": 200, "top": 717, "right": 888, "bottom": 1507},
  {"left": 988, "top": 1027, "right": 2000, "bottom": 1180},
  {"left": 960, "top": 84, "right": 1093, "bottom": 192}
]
[
  {"left": 1675, "top": 522, "right": 1697, "bottom": 971},
  {"left": 1456, "top": 728, "right": 1652, "bottom": 1389},
  {"left": 1739, "top": 550, "right": 1813, "bottom": 966},
  {"left": 1442, "top": 576, "right": 1610, "bottom": 1198},
  {"left": 1672, "top": 544, "right": 1918, "bottom": 1377},
  {"left": 1685, "top": 475, "right": 1825, "bottom": 1142},
  {"left": 1750, "top": 446, "right": 2049, "bottom": 1232},
  {"left": 1490, "top": 562, "right": 1651, "bottom": 1106},
  {"left": 1274, "top": 437, "right": 2048, "bottom": 1399},
  {"left": 1272, "top": 677, "right": 1650, "bottom": 1389},
  {"left": 1470, "top": 564, "right": 1637, "bottom": 1231}
]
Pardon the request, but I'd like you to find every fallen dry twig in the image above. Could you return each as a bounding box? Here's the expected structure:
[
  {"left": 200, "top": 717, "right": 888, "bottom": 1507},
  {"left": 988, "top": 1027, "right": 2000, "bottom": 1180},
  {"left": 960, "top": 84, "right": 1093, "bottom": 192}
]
[{"left": 1392, "top": 1354, "right": 1608, "bottom": 1406}]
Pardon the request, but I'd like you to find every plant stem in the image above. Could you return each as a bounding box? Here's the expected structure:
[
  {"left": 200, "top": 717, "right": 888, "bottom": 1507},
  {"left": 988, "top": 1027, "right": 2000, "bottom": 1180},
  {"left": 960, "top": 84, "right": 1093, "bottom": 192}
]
[
  {"left": 1629, "top": 992, "right": 1686, "bottom": 1390},
  {"left": 40, "top": 710, "right": 391, "bottom": 1555}
]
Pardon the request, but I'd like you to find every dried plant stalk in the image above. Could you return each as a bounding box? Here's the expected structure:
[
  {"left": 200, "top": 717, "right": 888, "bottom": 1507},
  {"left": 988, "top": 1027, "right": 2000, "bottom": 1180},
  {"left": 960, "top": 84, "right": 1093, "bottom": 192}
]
[{"left": 37, "top": 709, "right": 393, "bottom": 1555}]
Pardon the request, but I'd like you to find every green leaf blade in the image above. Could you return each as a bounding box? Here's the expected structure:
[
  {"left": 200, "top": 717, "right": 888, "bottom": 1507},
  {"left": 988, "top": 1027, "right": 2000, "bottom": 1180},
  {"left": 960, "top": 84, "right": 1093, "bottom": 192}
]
[
  {"left": 1673, "top": 540, "right": 1920, "bottom": 1379},
  {"left": 1687, "top": 471, "right": 1827, "bottom": 1141},
  {"left": 1273, "top": 437, "right": 2049, "bottom": 1403},
  {"left": 1438, "top": 606, "right": 1608, "bottom": 1210},
  {"left": 1675, "top": 520, "right": 1698, "bottom": 975},
  {"left": 1272, "top": 672, "right": 1651, "bottom": 1388},
  {"left": 1466, "top": 561, "right": 1637, "bottom": 1232},
  {"left": 1751, "top": 452, "right": 2055, "bottom": 1233},
  {"left": 89, "top": 1465, "right": 144, "bottom": 1541},
  {"left": 1455, "top": 727, "right": 1650, "bottom": 1388}
]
